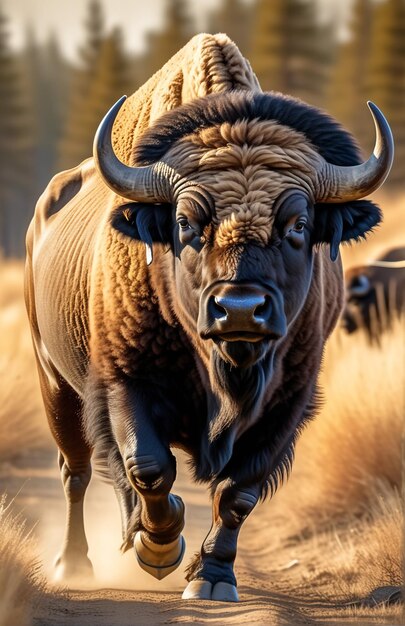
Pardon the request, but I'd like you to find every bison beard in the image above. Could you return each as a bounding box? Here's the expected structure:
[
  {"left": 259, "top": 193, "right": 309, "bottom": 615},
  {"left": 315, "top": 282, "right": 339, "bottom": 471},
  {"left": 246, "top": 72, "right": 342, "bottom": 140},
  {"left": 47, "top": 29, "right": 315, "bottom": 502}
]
[
  {"left": 24, "top": 33, "right": 393, "bottom": 602},
  {"left": 197, "top": 351, "right": 269, "bottom": 480}
]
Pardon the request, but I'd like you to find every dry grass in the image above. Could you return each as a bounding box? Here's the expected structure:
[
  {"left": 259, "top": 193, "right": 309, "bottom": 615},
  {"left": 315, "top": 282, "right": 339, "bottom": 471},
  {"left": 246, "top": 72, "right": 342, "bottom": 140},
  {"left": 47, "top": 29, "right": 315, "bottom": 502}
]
[
  {"left": 0, "top": 493, "right": 46, "bottom": 626},
  {"left": 0, "top": 260, "right": 52, "bottom": 464},
  {"left": 285, "top": 316, "right": 404, "bottom": 522},
  {"left": 0, "top": 262, "right": 53, "bottom": 625},
  {"left": 322, "top": 485, "right": 402, "bottom": 597},
  {"left": 354, "top": 487, "right": 403, "bottom": 589},
  {"left": 268, "top": 307, "right": 404, "bottom": 609}
]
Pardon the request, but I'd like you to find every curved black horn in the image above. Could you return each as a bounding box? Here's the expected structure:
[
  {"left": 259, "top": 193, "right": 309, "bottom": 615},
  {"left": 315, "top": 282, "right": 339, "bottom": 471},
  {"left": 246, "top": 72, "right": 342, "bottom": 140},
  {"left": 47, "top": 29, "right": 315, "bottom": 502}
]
[
  {"left": 318, "top": 102, "right": 394, "bottom": 203},
  {"left": 93, "top": 96, "right": 179, "bottom": 202}
]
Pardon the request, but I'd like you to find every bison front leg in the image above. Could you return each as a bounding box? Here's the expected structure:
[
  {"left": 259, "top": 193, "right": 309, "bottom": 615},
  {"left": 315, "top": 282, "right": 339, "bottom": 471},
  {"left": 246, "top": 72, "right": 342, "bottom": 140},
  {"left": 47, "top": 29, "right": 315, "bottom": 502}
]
[
  {"left": 183, "top": 479, "right": 259, "bottom": 602},
  {"left": 108, "top": 383, "right": 185, "bottom": 580}
]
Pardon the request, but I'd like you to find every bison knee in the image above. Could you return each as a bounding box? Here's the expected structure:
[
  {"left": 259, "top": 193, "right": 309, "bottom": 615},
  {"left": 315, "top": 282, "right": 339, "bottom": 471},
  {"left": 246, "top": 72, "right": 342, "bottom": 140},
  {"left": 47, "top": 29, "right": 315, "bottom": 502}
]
[
  {"left": 219, "top": 488, "right": 258, "bottom": 529},
  {"left": 125, "top": 454, "right": 175, "bottom": 494},
  {"left": 59, "top": 455, "right": 92, "bottom": 503}
]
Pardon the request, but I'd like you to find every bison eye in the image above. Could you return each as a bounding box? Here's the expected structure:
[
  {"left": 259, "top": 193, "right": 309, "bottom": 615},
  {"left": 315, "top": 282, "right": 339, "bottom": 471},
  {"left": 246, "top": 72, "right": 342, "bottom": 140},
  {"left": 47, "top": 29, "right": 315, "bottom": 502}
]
[
  {"left": 177, "top": 215, "right": 202, "bottom": 247},
  {"left": 283, "top": 216, "right": 307, "bottom": 249},
  {"left": 293, "top": 219, "right": 306, "bottom": 233},
  {"left": 177, "top": 216, "right": 192, "bottom": 231}
]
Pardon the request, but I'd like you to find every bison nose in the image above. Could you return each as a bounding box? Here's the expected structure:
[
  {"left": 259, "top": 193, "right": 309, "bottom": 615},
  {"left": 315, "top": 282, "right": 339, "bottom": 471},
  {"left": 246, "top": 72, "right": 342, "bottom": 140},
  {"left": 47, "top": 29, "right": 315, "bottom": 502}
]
[
  {"left": 199, "top": 283, "right": 287, "bottom": 341},
  {"left": 209, "top": 292, "right": 272, "bottom": 327}
]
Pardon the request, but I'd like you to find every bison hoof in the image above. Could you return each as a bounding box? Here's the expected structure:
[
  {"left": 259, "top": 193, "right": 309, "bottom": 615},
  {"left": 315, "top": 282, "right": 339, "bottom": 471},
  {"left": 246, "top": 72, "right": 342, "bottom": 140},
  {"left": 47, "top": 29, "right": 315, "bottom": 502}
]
[
  {"left": 53, "top": 553, "right": 94, "bottom": 585},
  {"left": 134, "top": 531, "right": 185, "bottom": 580},
  {"left": 182, "top": 580, "right": 213, "bottom": 600},
  {"left": 182, "top": 580, "right": 239, "bottom": 602}
]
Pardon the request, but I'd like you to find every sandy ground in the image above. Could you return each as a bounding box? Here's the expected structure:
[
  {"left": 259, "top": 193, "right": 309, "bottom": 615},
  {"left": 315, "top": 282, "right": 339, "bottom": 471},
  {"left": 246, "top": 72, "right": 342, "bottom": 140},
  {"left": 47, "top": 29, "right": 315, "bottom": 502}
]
[{"left": 1, "top": 449, "right": 400, "bottom": 626}]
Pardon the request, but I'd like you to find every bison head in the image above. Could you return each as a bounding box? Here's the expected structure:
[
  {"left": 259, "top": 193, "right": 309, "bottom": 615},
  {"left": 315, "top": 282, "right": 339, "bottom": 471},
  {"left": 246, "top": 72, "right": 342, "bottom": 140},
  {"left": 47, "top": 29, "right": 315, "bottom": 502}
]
[
  {"left": 94, "top": 92, "right": 393, "bottom": 368},
  {"left": 342, "top": 247, "right": 405, "bottom": 340}
]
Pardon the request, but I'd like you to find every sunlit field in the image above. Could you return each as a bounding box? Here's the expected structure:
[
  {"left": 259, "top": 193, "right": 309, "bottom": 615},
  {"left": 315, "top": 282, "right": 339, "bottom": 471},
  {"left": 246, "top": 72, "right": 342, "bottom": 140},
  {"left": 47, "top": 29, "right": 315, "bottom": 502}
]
[{"left": 0, "top": 192, "right": 403, "bottom": 624}]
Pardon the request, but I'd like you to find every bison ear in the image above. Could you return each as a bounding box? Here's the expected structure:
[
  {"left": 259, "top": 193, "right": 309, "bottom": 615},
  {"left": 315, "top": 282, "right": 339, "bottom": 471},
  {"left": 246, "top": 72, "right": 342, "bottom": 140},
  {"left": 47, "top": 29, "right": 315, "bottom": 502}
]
[
  {"left": 110, "top": 203, "right": 172, "bottom": 264},
  {"left": 312, "top": 199, "right": 382, "bottom": 261},
  {"left": 111, "top": 202, "right": 172, "bottom": 243}
]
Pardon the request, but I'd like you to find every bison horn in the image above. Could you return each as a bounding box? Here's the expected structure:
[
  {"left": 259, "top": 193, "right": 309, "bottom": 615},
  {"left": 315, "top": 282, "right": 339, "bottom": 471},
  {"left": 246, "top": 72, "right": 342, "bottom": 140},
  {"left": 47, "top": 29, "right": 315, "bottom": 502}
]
[
  {"left": 93, "top": 95, "right": 181, "bottom": 202},
  {"left": 95, "top": 98, "right": 393, "bottom": 205},
  {"left": 319, "top": 102, "right": 394, "bottom": 203}
]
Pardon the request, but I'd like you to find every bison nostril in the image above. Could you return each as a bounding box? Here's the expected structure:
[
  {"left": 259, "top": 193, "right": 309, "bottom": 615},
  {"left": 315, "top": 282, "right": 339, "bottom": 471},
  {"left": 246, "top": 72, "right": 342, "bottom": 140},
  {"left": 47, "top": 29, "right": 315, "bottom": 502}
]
[
  {"left": 211, "top": 296, "right": 227, "bottom": 320},
  {"left": 254, "top": 296, "right": 271, "bottom": 320}
]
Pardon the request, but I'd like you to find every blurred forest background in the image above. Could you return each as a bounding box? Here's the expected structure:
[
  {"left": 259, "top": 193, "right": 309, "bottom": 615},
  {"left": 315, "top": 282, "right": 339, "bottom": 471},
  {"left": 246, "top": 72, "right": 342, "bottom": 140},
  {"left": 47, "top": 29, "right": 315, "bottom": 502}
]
[{"left": 1, "top": 0, "right": 405, "bottom": 256}]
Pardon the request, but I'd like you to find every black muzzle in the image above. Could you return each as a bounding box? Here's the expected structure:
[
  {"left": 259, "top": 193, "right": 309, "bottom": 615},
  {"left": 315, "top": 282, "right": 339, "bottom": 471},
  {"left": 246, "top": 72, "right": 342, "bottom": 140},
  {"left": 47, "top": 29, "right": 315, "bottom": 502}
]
[{"left": 198, "top": 281, "right": 287, "bottom": 342}]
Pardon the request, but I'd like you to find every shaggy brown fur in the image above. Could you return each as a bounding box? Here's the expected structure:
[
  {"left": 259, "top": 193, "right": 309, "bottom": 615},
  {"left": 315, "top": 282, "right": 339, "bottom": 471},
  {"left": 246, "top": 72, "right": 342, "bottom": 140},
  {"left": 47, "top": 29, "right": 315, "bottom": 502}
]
[{"left": 168, "top": 118, "right": 323, "bottom": 246}]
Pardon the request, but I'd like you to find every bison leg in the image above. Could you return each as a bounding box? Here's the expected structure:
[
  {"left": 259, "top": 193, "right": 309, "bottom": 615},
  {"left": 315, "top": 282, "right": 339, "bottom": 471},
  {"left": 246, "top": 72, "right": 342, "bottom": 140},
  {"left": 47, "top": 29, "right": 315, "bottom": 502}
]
[
  {"left": 183, "top": 479, "right": 259, "bottom": 602},
  {"left": 35, "top": 362, "right": 93, "bottom": 583},
  {"left": 54, "top": 450, "right": 93, "bottom": 582},
  {"left": 108, "top": 383, "right": 185, "bottom": 579}
]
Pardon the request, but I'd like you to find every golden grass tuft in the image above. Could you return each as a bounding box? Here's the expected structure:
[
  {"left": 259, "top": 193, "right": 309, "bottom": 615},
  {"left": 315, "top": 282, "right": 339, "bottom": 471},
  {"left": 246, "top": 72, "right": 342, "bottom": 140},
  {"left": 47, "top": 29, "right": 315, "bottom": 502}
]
[
  {"left": 0, "top": 494, "right": 46, "bottom": 626},
  {"left": 323, "top": 485, "right": 402, "bottom": 598},
  {"left": 0, "top": 260, "right": 52, "bottom": 463},
  {"left": 354, "top": 486, "right": 403, "bottom": 589}
]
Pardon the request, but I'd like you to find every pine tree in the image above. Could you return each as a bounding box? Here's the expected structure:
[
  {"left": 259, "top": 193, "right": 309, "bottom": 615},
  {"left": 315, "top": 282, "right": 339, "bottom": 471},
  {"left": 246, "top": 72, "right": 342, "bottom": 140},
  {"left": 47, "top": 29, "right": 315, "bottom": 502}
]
[
  {"left": 59, "top": 24, "right": 129, "bottom": 171},
  {"left": 140, "top": 0, "right": 193, "bottom": 83},
  {"left": 249, "top": 0, "right": 333, "bottom": 105},
  {"left": 23, "top": 31, "right": 70, "bottom": 195},
  {"left": 76, "top": 27, "right": 129, "bottom": 154},
  {"left": 0, "top": 8, "right": 32, "bottom": 256},
  {"left": 327, "top": 0, "right": 374, "bottom": 151},
  {"left": 206, "top": 0, "right": 253, "bottom": 55},
  {"left": 79, "top": 0, "right": 104, "bottom": 71},
  {"left": 40, "top": 35, "right": 70, "bottom": 180},
  {"left": 249, "top": 0, "right": 287, "bottom": 92},
  {"left": 367, "top": 0, "right": 405, "bottom": 186},
  {"left": 58, "top": 0, "right": 106, "bottom": 170}
]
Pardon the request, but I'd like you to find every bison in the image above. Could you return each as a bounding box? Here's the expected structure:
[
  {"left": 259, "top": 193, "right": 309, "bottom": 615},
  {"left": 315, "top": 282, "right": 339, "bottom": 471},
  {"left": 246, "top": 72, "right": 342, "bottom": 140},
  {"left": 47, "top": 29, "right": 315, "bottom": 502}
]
[
  {"left": 24, "top": 34, "right": 393, "bottom": 602},
  {"left": 342, "top": 246, "right": 405, "bottom": 341}
]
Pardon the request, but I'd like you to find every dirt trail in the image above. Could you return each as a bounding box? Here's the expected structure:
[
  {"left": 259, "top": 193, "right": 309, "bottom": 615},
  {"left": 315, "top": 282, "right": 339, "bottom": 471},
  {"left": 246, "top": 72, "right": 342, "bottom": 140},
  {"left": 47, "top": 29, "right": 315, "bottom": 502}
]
[{"left": 2, "top": 450, "right": 399, "bottom": 626}]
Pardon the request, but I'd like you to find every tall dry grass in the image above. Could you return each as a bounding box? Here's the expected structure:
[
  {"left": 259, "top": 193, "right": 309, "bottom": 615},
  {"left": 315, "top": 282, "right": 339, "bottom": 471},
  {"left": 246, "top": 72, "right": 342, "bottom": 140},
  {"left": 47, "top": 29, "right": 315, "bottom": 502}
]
[
  {"left": 320, "top": 485, "right": 402, "bottom": 597},
  {"left": 294, "top": 317, "right": 404, "bottom": 520},
  {"left": 0, "top": 494, "right": 46, "bottom": 626},
  {"left": 272, "top": 315, "right": 404, "bottom": 604},
  {"left": 0, "top": 260, "right": 52, "bottom": 463},
  {"left": 0, "top": 261, "right": 54, "bottom": 625},
  {"left": 318, "top": 192, "right": 404, "bottom": 605}
]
